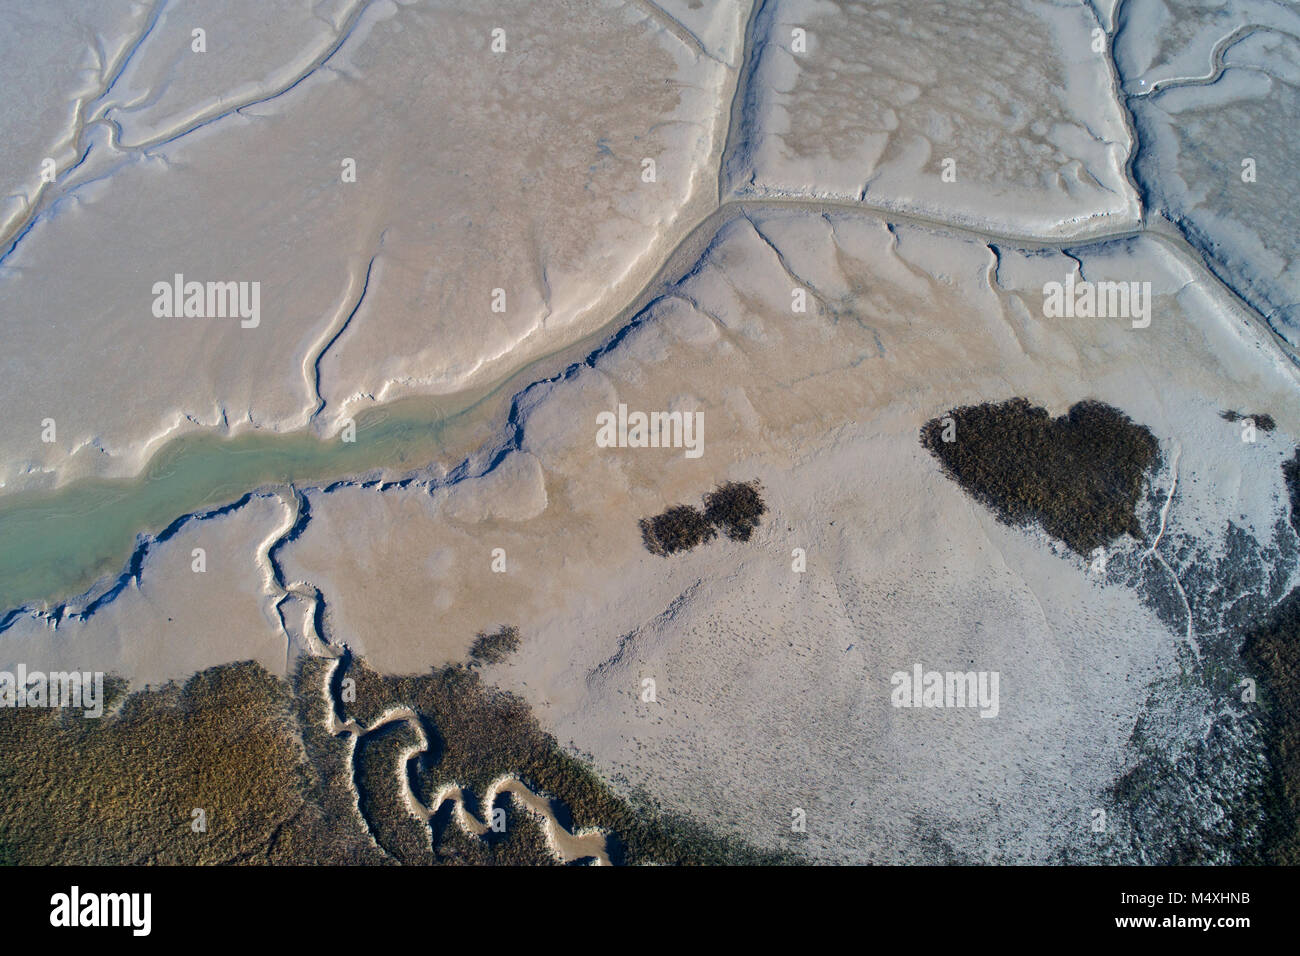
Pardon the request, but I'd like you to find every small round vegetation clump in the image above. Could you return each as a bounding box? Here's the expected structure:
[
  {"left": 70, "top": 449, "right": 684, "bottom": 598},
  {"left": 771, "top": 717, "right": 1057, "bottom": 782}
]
[
  {"left": 703, "top": 480, "right": 767, "bottom": 542},
  {"left": 920, "top": 398, "right": 1159, "bottom": 555},
  {"left": 469, "top": 625, "right": 521, "bottom": 665},
  {"left": 639, "top": 504, "right": 717, "bottom": 556}
]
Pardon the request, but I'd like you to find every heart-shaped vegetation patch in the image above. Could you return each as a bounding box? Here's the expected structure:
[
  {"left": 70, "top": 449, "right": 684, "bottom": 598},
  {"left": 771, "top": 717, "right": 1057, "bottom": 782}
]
[{"left": 921, "top": 398, "right": 1159, "bottom": 555}]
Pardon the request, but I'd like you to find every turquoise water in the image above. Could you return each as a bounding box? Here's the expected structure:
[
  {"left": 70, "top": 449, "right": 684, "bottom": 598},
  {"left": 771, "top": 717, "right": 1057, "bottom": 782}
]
[
  {"left": 0, "top": 197, "right": 691, "bottom": 617},
  {"left": 0, "top": 398, "right": 495, "bottom": 614}
]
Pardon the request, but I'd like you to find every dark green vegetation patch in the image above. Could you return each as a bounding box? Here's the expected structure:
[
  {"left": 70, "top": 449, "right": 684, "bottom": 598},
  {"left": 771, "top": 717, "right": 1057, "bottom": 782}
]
[
  {"left": 468, "top": 624, "right": 521, "bottom": 666},
  {"left": 921, "top": 398, "right": 1159, "bottom": 555},
  {"left": 704, "top": 480, "right": 767, "bottom": 542},
  {"left": 1221, "top": 410, "right": 1277, "bottom": 432},
  {"left": 639, "top": 504, "right": 717, "bottom": 556},
  {"left": 0, "top": 663, "right": 372, "bottom": 864},
  {"left": 640, "top": 479, "right": 766, "bottom": 556}
]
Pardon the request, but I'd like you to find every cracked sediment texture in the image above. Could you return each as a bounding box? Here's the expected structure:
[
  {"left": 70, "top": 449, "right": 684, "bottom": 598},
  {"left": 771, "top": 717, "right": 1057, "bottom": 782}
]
[
  {"left": 1117, "top": 0, "right": 1300, "bottom": 346},
  {"left": 0, "top": 0, "right": 740, "bottom": 491},
  {"left": 722, "top": 0, "right": 1139, "bottom": 236},
  {"left": 0, "top": 0, "right": 142, "bottom": 237}
]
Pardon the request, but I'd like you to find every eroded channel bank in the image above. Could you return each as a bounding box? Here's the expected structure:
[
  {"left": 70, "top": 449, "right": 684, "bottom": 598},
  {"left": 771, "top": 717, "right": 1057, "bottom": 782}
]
[{"left": 0, "top": 195, "right": 1295, "bottom": 618}]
